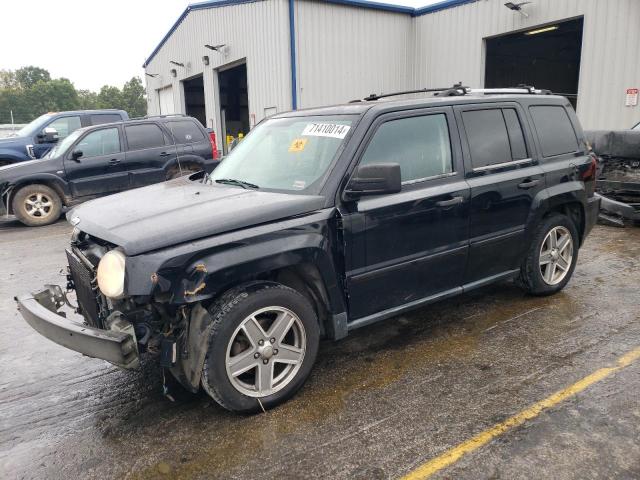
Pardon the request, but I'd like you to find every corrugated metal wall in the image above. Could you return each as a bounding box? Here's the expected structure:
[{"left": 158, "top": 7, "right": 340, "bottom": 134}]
[
  {"left": 414, "top": 0, "right": 640, "bottom": 129},
  {"left": 145, "top": 0, "right": 292, "bottom": 142},
  {"left": 293, "top": 0, "right": 414, "bottom": 108}
]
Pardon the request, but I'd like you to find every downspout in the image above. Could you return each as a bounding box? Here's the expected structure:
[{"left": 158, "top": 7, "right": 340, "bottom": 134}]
[{"left": 288, "top": 0, "right": 298, "bottom": 110}]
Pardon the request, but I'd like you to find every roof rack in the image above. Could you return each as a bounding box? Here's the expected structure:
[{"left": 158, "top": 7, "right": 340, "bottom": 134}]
[
  {"left": 130, "top": 113, "right": 190, "bottom": 120},
  {"left": 351, "top": 83, "right": 553, "bottom": 102}
]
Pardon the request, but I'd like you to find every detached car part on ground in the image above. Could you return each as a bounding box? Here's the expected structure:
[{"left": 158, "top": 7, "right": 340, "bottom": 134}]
[
  {"left": 16, "top": 89, "right": 600, "bottom": 413},
  {"left": 585, "top": 129, "right": 640, "bottom": 226}
]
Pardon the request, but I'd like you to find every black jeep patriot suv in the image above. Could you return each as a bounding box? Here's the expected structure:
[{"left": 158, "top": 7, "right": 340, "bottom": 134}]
[{"left": 17, "top": 87, "right": 600, "bottom": 412}]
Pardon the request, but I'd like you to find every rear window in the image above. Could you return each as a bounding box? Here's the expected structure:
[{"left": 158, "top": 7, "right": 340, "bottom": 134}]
[
  {"left": 165, "top": 120, "right": 205, "bottom": 144},
  {"left": 125, "top": 123, "right": 166, "bottom": 150},
  {"left": 462, "top": 109, "right": 512, "bottom": 169},
  {"left": 529, "top": 105, "right": 579, "bottom": 157},
  {"left": 90, "top": 114, "right": 122, "bottom": 125}
]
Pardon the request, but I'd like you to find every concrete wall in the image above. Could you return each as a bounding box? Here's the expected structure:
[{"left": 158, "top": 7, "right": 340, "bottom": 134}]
[{"left": 414, "top": 0, "right": 640, "bottom": 129}]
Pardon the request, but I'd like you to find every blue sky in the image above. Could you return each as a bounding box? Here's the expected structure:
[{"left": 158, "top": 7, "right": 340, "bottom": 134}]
[{"left": 4, "top": 0, "right": 440, "bottom": 91}]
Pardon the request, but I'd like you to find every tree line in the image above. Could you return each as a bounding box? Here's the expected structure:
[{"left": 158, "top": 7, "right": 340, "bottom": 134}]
[{"left": 0, "top": 66, "right": 147, "bottom": 124}]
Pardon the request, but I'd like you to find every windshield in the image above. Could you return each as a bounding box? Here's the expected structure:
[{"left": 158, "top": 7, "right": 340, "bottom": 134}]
[
  {"left": 13, "top": 114, "right": 54, "bottom": 138},
  {"left": 45, "top": 129, "right": 83, "bottom": 158},
  {"left": 210, "top": 115, "right": 357, "bottom": 193}
]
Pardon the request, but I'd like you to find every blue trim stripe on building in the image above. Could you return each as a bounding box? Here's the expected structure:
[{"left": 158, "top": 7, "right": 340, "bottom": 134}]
[
  {"left": 142, "top": 0, "right": 479, "bottom": 68},
  {"left": 288, "top": 0, "right": 298, "bottom": 109}
]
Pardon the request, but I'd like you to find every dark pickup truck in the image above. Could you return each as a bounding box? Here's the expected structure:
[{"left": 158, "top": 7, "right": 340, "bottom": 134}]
[
  {"left": 1, "top": 115, "right": 218, "bottom": 226},
  {"left": 0, "top": 109, "right": 129, "bottom": 166},
  {"left": 16, "top": 87, "right": 600, "bottom": 412}
]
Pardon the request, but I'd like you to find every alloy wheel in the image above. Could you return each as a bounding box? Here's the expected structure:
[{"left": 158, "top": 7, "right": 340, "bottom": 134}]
[{"left": 539, "top": 225, "right": 574, "bottom": 285}]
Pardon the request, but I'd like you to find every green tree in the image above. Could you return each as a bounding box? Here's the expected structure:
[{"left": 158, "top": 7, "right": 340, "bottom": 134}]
[
  {"left": 77, "top": 89, "right": 99, "bottom": 110},
  {"left": 97, "top": 85, "right": 124, "bottom": 110},
  {"left": 121, "top": 77, "right": 147, "bottom": 117},
  {"left": 26, "top": 78, "right": 79, "bottom": 114},
  {"left": 15, "top": 66, "right": 51, "bottom": 89},
  {"left": 0, "top": 70, "right": 17, "bottom": 89}
]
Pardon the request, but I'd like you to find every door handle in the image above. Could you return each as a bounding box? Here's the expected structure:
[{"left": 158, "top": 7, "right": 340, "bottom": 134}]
[
  {"left": 518, "top": 179, "right": 540, "bottom": 189},
  {"left": 435, "top": 196, "right": 464, "bottom": 207},
  {"left": 108, "top": 158, "right": 121, "bottom": 166},
  {"left": 160, "top": 152, "right": 171, "bottom": 157}
]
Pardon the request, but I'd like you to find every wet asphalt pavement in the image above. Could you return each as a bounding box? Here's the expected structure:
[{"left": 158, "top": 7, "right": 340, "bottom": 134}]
[{"left": 1, "top": 217, "right": 639, "bottom": 480}]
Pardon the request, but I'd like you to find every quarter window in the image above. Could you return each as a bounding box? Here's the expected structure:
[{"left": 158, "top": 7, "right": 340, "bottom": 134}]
[
  {"left": 125, "top": 123, "right": 166, "bottom": 150},
  {"left": 48, "top": 116, "right": 81, "bottom": 139},
  {"left": 360, "top": 114, "right": 453, "bottom": 183},
  {"left": 165, "top": 120, "right": 205, "bottom": 144},
  {"left": 75, "top": 128, "right": 121, "bottom": 158},
  {"left": 529, "top": 105, "right": 579, "bottom": 157}
]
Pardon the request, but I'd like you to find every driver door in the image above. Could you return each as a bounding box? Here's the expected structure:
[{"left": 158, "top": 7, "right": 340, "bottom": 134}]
[
  {"left": 342, "top": 108, "right": 470, "bottom": 321},
  {"left": 64, "top": 126, "right": 129, "bottom": 197}
]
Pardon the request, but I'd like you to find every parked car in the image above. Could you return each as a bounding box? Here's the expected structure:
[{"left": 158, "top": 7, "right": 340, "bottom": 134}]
[
  {"left": 0, "top": 115, "right": 218, "bottom": 226},
  {"left": 17, "top": 87, "right": 600, "bottom": 412},
  {"left": 0, "top": 110, "right": 129, "bottom": 166}
]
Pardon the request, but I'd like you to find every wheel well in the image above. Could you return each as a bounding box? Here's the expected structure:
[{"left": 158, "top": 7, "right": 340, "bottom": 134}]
[
  {"left": 544, "top": 202, "right": 585, "bottom": 244},
  {"left": 8, "top": 180, "right": 69, "bottom": 214}
]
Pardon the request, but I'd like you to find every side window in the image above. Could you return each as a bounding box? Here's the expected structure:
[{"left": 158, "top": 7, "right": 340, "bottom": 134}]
[
  {"left": 529, "top": 105, "right": 579, "bottom": 157},
  {"left": 360, "top": 114, "right": 453, "bottom": 183},
  {"left": 462, "top": 109, "right": 512, "bottom": 169},
  {"left": 166, "top": 120, "right": 205, "bottom": 144},
  {"left": 90, "top": 114, "right": 122, "bottom": 125},
  {"left": 76, "top": 128, "right": 121, "bottom": 159},
  {"left": 48, "top": 116, "right": 82, "bottom": 139},
  {"left": 502, "top": 109, "right": 528, "bottom": 160},
  {"left": 124, "top": 123, "right": 166, "bottom": 151}
]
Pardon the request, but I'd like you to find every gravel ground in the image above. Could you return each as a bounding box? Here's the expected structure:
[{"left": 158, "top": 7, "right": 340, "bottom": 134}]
[{"left": 0, "top": 217, "right": 639, "bottom": 480}]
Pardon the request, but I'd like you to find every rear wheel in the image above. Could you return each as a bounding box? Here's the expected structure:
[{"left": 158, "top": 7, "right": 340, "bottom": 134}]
[
  {"left": 12, "top": 184, "right": 62, "bottom": 227},
  {"left": 201, "top": 282, "right": 320, "bottom": 413},
  {"left": 166, "top": 165, "right": 201, "bottom": 180},
  {"left": 519, "top": 213, "right": 578, "bottom": 295}
]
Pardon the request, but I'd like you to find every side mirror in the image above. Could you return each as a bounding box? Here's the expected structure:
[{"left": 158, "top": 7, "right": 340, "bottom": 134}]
[
  {"left": 71, "top": 150, "right": 83, "bottom": 161},
  {"left": 38, "top": 127, "right": 59, "bottom": 144},
  {"left": 344, "top": 163, "right": 401, "bottom": 200}
]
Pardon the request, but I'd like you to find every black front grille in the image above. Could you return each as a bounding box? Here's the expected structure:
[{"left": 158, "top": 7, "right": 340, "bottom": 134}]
[{"left": 66, "top": 249, "right": 101, "bottom": 328}]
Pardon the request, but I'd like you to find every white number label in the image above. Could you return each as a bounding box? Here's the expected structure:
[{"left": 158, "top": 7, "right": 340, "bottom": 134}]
[{"left": 302, "top": 123, "right": 351, "bottom": 139}]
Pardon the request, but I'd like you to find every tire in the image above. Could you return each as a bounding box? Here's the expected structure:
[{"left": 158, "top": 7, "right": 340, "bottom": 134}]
[
  {"left": 518, "top": 213, "right": 579, "bottom": 296},
  {"left": 12, "top": 184, "right": 62, "bottom": 227},
  {"left": 201, "top": 281, "right": 320, "bottom": 413},
  {"left": 166, "top": 165, "right": 201, "bottom": 180}
]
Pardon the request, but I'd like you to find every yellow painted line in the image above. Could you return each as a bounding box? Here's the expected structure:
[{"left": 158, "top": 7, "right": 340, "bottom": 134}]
[{"left": 401, "top": 346, "right": 640, "bottom": 480}]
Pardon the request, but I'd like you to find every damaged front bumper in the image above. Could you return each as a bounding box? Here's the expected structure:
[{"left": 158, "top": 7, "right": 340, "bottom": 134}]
[{"left": 16, "top": 286, "right": 139, "bottom": 369}]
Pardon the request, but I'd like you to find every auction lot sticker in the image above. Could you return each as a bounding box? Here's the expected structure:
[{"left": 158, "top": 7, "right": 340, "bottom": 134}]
[{"left": 302, "top": 123, "right": 351, "bottom": 139}]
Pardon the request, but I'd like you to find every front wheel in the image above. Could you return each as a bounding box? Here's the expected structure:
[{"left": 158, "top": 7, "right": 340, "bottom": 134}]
[
  {"left": 12, "top": 184, "right": 62, "bottom": 227},
  {"left": 201, "top": 282, "right": 320, "bottom": 413},
  {"left": 519, "top": 213, "right": 579, "bottom": 296}
]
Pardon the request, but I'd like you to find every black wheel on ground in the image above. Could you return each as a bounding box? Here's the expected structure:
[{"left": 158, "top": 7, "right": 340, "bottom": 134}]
[
  {"left": 12, "top": 184, "right": 62, "bottom": 227},
  {"left": 518, "top": 213, "right": 579, "bottom": 296},
  {"left": 166, "top": 165, "right": 201, "bottom": 180},
  {"left": 201, "top": 281, "right": 320, "bottom": 413}
]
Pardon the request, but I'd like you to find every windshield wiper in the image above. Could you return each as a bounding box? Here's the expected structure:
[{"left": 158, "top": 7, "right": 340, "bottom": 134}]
[{"left": 214, "top": 178, "right": 259, "bottom": 189}]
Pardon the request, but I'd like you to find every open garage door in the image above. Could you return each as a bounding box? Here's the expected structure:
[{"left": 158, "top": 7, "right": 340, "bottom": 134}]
[
  {"left": 158, "top": 86, "right": 175, "bottom": 115},
  {"left": 485, "top": 18, "right": 583, "bottom": 108},
  {"left": 183, "top": 75, "right": 206, "bottom": 127},
  {"left": 218, "top": 62, "right": 249, "bottom": 155}
]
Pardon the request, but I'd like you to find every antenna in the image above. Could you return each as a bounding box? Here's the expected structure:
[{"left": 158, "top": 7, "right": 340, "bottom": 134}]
[{"left": 166, "top": 121, "right": 183, "bottom": 178}]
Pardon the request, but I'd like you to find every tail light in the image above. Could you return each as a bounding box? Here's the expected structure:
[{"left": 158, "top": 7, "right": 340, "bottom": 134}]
[
  {"left": 208, "top": 131, "right": 219, "bottom": 160},
  {"left": 582, "top": 153, "right": 598, "bottom": 181}
]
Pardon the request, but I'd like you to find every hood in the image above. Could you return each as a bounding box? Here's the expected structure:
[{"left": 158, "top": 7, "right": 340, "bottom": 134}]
[
  {"left": 68, "top": 178, "right": 326, "bottom": 255},
  {"left": 0, "top": 136, "right": 25, "bottom": 148},
  {"left": 0, "top": 158, "right": 53, "bottom": 181}
]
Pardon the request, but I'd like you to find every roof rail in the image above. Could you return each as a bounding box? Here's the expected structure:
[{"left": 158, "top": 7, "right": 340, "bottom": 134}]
[
  {"left": 130, "top": 113, "right": 190, "bottom": 120},
  {"left": 352, "top": 84, "right": 554, "bottom": 102}
]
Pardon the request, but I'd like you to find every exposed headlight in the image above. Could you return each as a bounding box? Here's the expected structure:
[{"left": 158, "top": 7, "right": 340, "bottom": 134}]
[{"left": 97, "top": 250, "right": 126, "bottom": 298}]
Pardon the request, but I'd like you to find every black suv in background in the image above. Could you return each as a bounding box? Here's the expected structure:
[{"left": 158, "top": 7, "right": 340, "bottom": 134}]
[
  {"left": 0, "top": 115, "right": 218, "bottom": 226},
  {"left": 17, "top": 87, "right": 600, "bottom": 412}
]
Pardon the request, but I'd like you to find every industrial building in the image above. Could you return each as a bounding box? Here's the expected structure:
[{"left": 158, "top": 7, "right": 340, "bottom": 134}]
[{"left": 143, "top": 0, "right": 640, "bottom": 152}]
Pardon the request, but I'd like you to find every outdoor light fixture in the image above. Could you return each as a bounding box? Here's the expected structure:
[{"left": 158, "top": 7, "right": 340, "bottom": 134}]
[
  {"left": 205, "top": 44, "right": 226, "bottom": 52},
  {"left": 525, "top": 25, "right": 559, "bottom": 35},
  {"left": 170, "top": 69, "right": 177, "bottom": 78},
  {"left": 169, "top": 61, "right": 185, "bottom": 67},
  {"left": 202, "top": 55, "right": 210, "bottom": 65},
  {"left": 145, "top": 73, "right": 159, "bottom": 78},
  {"left": 504, "top": 1, "right": 530, "bottom": 17}
]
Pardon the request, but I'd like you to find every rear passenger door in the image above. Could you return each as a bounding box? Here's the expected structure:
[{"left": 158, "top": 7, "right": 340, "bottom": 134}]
[
  {"left": 455, "top": 103, "right": 545, "bottom": 286},
  {"left": 123, "top": 122, "right": 177, "bottom": 188}
]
